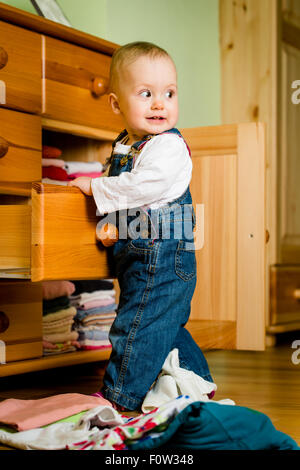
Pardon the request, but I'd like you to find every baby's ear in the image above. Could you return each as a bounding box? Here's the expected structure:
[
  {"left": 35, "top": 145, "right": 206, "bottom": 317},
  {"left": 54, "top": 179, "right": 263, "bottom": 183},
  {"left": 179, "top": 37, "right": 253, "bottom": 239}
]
[{"left": 109, "top": 93, "right": 121, "bottom": 114}]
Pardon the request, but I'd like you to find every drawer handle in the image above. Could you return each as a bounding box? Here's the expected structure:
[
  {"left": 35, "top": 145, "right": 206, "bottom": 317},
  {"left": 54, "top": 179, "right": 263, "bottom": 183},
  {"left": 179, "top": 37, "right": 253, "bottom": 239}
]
[
  {"left": 0, "top": 47, "right": 8, "bottom": 69},
  {"left": 294, "top": 289, "right": 300, "bottom": 300},
  {"left": 0, "top": 311, "right": 9, "bottom": 333},
  {"left": 96, "top": 222, "right": 119, "bottom": 247},
  {"left": 0, "top": 136, "right": 9, "bottom": 158},
  {"left": 91, "top": 76, "right": 108, "bottom": 97}
]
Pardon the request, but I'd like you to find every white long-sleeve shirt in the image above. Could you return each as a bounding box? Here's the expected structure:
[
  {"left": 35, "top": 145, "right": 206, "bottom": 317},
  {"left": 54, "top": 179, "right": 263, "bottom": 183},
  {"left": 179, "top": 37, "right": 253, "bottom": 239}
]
[{"left": 91, "top": 133, "right": 192, "bottom": 215}]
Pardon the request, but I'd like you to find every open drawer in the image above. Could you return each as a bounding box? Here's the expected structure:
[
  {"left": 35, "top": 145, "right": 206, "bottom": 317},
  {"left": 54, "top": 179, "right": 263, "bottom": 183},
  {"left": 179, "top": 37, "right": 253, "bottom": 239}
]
[
  {"left": 31, "top": 183, "right": 111, "bottom": 281},
  {"left": 0, "top": 183, "right": 111, "bottom": 280}
]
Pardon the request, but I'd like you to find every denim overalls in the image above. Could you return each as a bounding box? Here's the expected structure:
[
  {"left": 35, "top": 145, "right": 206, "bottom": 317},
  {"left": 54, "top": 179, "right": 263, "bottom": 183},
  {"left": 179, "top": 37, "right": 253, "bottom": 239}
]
[{"left": 102, "top": 128, "right": 213, "bottom": 410}]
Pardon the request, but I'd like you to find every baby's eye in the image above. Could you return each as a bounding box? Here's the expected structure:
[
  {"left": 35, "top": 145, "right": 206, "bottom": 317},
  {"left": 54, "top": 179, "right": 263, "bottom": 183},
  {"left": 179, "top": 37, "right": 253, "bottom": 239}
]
[
  {"left": 165, "top": 90, "right": 175, "bottom": 98},
  {"left": 140, "top": 90, "right": 151, "bottom": 98}
]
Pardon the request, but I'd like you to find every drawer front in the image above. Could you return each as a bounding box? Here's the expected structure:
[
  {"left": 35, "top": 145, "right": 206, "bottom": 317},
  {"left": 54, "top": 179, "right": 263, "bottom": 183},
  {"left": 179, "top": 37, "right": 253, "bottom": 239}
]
[
  {"left": 43, "top": 36, "right": 122, "bottom": 131},
  {"left": 0, "top": 108, "right": 41, "bottom": 183},
  {"left": 0, "top": 281, "right": 42, "bottom": 362},
  {"left": 0, "top": 204, "right": 31, "bottom": 277},
  {"left": 270, "top": 266, "right": 300, "bottom": 325},
  {"left": 31, "top": 183, "right": 112, "bottom": 281},
  {"left": 0, "top": 20, "right": 41, "bottom": 114}
]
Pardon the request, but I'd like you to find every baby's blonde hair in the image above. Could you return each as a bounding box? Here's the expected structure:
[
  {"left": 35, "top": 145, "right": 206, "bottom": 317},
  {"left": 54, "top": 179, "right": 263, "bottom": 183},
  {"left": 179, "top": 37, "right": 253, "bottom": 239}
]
[{"left": 109, "top": 41, "right": 174, "bottom": 93}]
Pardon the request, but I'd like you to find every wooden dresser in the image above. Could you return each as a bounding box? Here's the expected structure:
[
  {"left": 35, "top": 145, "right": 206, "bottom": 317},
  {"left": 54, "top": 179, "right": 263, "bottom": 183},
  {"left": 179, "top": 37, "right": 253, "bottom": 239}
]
[
  {"left": 0, "top": 3, "right": 122, "bottom": 376},
  {"left": 0, "top": 3, "right": 267, "bottom": 378}
]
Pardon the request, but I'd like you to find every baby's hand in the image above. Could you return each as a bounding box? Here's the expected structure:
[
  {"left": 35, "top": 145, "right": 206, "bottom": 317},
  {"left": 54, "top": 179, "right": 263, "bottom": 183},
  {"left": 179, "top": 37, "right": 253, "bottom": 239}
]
[{"left": 68, "top": 177, "right": 92, "bottom": 196}]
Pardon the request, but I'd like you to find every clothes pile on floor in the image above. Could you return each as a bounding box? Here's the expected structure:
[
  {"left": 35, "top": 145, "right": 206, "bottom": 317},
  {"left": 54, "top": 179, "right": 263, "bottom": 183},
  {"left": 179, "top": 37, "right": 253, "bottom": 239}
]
[
  {"left": 0, "top": 394, "right": 298, "bottom": 451},
  {"left": 42, "top": 281, "right": 79, "bottom": 356},
  {"left": 69, "top": 279, "right": 117, "bottom": 351},
  {"left": 0, "top": 349, "right": 298, "bottom": 450},
  {"left": 41, "top": 145, "right": 103, "bottom": 186}
]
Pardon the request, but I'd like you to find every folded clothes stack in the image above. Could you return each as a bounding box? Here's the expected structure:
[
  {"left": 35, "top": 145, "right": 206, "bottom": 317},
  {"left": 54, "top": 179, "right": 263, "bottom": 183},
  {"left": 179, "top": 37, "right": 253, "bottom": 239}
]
[
  {"left": 41, "top": 145, "right": 103, "bottom": 185},
  {"left": 42, "top": 281, "right": 80, "bottom": 356},
  {"left": 69, "top": 280, "right": 117, "bottom": 351}
]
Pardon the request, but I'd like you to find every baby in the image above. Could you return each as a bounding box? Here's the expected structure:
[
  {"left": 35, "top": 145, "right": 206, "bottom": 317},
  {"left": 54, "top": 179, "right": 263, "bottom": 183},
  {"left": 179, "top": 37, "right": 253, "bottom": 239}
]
[{"left": 69, "top": 41, "right": 213, "bottom": 411}]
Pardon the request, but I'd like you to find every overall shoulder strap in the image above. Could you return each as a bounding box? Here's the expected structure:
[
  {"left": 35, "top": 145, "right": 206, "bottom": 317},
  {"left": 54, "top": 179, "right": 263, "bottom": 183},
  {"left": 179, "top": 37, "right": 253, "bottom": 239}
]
[
  {"left": 130, "top": 128, "right": 189, "bottom": 154},
  {"left": 112, "top": 129, "right": 129, "bottom": 149},
  {"left": 103, "top": 129, "right": 128, "bottom": 171}
]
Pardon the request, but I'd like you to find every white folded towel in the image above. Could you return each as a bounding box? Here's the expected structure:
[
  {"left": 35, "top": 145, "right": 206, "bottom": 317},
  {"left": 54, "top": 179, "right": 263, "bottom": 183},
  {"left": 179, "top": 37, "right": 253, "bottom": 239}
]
[
  {"left": 42, "top": 158, "right": 65, "bottom": 167},
  {"left": 64, "top": 161, "right": 103, "bottom": 174}
]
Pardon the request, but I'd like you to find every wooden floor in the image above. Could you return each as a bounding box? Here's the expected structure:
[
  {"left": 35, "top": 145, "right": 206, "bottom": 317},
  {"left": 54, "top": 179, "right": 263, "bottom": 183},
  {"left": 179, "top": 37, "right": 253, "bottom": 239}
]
[{"left": 0, "top": 332, "right": 299, "bottom": 449}]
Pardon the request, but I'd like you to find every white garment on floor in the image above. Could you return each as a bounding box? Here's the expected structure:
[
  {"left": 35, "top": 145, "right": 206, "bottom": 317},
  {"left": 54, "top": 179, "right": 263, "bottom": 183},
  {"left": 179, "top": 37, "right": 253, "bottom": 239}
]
[
  {"left": 141, "top": 348, "right": 235, "bottom": 413},
  {"left": 0, "top": 405, "right": 123, "bottom": 451}
]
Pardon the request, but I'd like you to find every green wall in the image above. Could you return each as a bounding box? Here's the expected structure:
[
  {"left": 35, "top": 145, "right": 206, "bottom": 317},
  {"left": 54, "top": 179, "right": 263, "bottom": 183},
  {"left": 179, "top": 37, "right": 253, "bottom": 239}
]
[
  {"left": 105, "top": 0, "right": 221, "bottom": 128},
  {"left": 1, "top": 0, "right": 220, "bottom": 127},
  {"left": 0, "top": 0, "right": 36, "bottom": 14},
  {"left": 0, "top": 0, "right": 106, "bottom": 36}
]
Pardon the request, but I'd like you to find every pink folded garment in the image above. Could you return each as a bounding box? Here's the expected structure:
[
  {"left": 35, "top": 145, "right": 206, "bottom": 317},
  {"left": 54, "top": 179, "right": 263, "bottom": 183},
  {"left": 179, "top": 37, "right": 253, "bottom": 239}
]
[
  {"left": 81, "top": 298, "right": 116, "bottom": 310},
  {"left": 80, "top": 344, "right": 112, "bottom": 351},
  {"left": 42, "top": 281, "right": 75, "bottom": 300},
  {"left": 78, "top": 339, "right": 111, "bottom": 347},
  {"left": 42, "top": 158, "right": 65, "bottom": 168},
  {"left": 0, "top": 393, "right": 112, "bottom": 431},
  {"left": 67, "top": 171, "right": 103, "bottom": 179}
]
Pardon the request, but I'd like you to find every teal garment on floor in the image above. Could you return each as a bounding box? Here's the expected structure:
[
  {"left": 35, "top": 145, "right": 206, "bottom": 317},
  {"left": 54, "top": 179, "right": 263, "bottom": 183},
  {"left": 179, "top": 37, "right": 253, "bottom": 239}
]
[{"left": 128, "top": 401, "right": 300, "bottom": 451}]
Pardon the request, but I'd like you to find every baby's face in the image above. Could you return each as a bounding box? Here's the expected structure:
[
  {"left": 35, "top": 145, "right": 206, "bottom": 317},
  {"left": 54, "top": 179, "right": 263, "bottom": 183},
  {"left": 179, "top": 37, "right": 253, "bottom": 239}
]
[{"left": 111, "top": 55, "right": 178, "bottom": 143}]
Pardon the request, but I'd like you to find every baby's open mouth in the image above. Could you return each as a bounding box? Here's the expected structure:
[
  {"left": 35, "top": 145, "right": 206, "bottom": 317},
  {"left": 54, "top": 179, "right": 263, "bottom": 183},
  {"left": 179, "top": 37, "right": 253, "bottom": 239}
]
[{"left": 147, "top": 117, "right": 166, "bottom": 120}]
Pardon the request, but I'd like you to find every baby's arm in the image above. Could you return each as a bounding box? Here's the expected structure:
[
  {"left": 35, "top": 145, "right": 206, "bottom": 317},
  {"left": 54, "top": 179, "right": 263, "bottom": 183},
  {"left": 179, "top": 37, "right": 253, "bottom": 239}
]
[
  {"left": 91, "top": 134, "right": 191, "bottom": 215},
  {"left": 68, "top": 176, "right": 93, "bottom": 196}
]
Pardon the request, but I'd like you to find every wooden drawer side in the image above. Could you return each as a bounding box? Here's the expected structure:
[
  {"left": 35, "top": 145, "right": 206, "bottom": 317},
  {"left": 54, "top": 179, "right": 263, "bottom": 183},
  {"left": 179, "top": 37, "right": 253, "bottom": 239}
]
[
  {"left": 0, "top": 205, "right": 31, "bottom": 277},
  {"left": 0, "top": 281, "right": 42, "bottom": 363},
  {"left": 31, "top": 183, "right": 111, "bottom": 281},
  {"left": 42, "top": 36, "right": 122, "bottom": 131},
  {"left": 0, "top": 108, "right": 41, "bottom": 183},
  {"left": 0, "top": 20, "right": 41, "bottom": 114}
]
